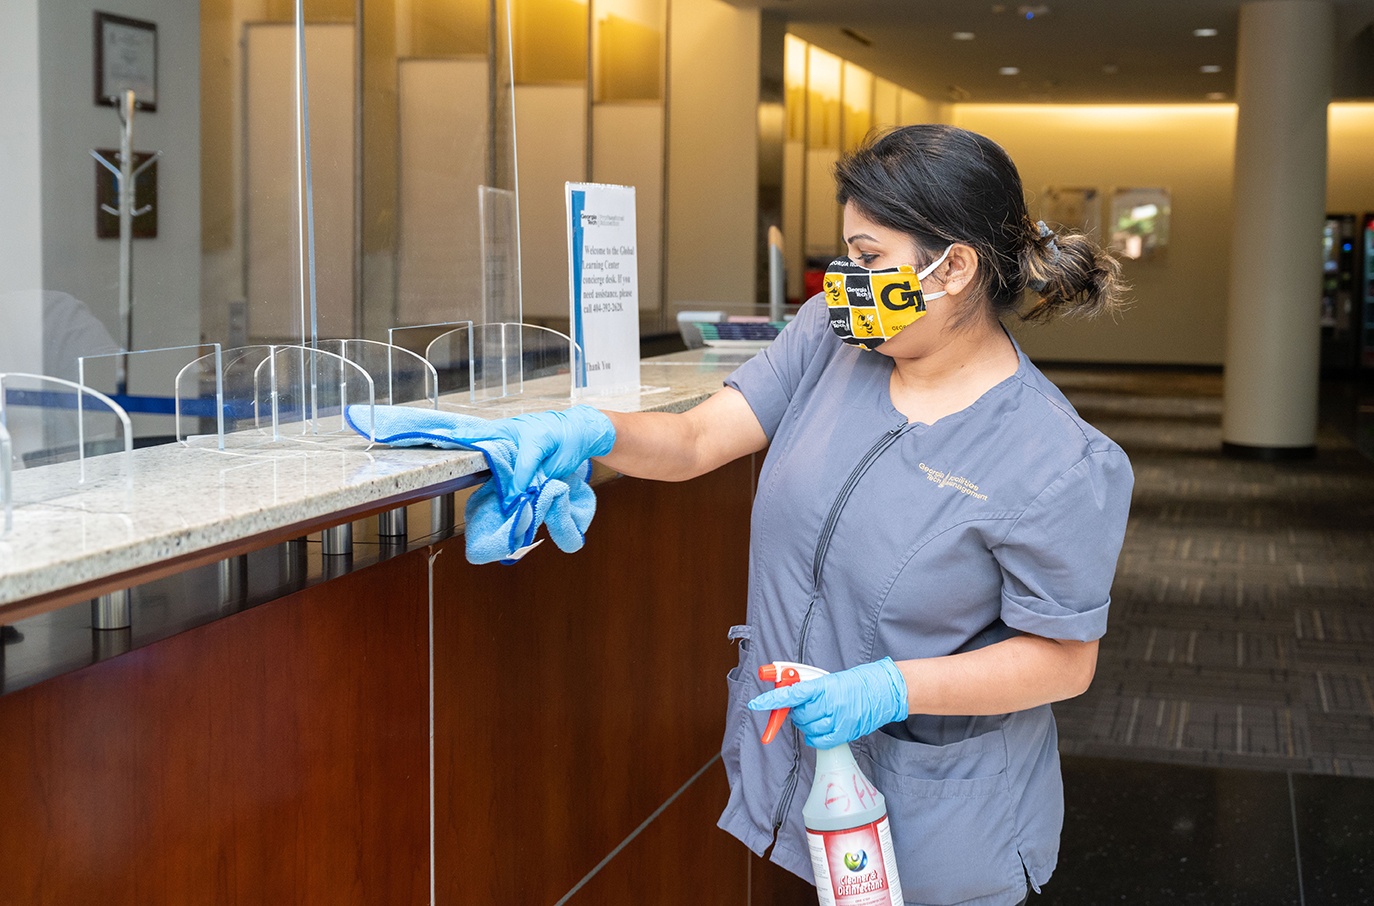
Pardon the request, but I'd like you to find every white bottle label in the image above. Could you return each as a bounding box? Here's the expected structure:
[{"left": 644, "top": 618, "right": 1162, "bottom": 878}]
[{"left": 806, "top": 815, "right": 902, "bottom": 906}]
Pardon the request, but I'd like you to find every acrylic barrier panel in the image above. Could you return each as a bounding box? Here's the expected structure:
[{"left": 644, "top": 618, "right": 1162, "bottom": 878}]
[
  {"left": 316, "top": 339, "right": 437, "bottom": 409},
  {"left": 390, "top": 1, "right": 522, "bottom": 354},
  {"left": 180, "top": 346, "right": 374, "bottom": 449},
  {"left": 243, "top": 22, "right": 308, "bottom": 345},
  {"left": 428, "top": 324, "right": 581, "bottom": 407},
  {"left": 390, "top": 322, "right": 475, "bottom": 399},
  {"left": 479, "top": 187, "right": 523, "bottom": 399},
  {"left": 79, "top": 344, "right": 223, "bottom": 449},
  {"left": 0, "top": 373, "right": 133, "bottom": 508}
]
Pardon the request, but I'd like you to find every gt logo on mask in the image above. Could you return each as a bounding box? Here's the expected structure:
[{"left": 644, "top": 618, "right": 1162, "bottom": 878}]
[
  {"left": 879, "top": 280, "right": 923, "bottom": 311},
  {"left": 822, "top": 244, "right": 952, "bottom": 350}
]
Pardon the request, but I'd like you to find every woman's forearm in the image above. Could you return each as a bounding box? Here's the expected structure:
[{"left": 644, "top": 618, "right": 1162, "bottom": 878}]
[
  {"left": 895, "top": 635, "right": 1098, "bottom": 716},
  {"left": 597, "top": 388, "right": 768, "bottom": 482}
]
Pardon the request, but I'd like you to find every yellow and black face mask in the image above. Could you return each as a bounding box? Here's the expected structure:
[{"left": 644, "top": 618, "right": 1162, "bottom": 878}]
[{"left": 822, "top": 245, "right": 952, "bottom": 350}]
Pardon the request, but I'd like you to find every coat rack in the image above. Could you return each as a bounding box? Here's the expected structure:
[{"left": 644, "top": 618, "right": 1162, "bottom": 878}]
[{"left": 90, "top": 89, "right": 161, "bottom": 394}]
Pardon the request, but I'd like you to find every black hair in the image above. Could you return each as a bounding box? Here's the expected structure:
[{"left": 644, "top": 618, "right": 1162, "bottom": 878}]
[{"left": 834, "top": 124, "right": 1126, "bottom": 324}]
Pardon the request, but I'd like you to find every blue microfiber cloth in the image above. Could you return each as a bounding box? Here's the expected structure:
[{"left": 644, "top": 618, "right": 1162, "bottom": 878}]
[{"left": 345, "top": 405, "right": 597, "bottom": 565}]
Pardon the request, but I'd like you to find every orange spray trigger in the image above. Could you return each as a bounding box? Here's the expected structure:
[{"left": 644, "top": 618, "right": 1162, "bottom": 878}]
[{"left": 758, "top": 663, "right": 804, "bottom": 745}]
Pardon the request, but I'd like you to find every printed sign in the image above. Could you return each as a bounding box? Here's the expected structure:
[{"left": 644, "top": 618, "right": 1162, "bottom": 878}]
[{"left": 566, "top": 183, "right": 641, "bottom": 396}]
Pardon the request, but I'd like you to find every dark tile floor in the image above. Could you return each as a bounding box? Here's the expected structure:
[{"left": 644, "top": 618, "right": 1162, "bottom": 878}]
[
  {"left": 1048, "top": 755, "right": 1374, "bottom": 905},
  {"left": 1037, "top": 367, "right": 1374, "bottom": 905}
]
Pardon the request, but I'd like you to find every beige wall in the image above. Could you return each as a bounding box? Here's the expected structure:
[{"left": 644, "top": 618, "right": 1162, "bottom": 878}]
[
  {"left": 951, "top": 102, "right": 1374, "bottom": 366},
  {"left": 952, "top": 104, "right": 1237, "bottom": 365},
  {"left": 1328, "top": 104, "right": 1374, "bottom": 213},
  {"left": 664, "top": 0, "right": 760, "bottom": 324}
]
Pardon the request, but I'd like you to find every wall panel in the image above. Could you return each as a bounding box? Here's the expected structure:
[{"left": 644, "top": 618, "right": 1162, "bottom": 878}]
[
  {"left": 396, "top": 57, "right": 489, "bottom": 326},
  {"left": 433, "top": 460, "right": 755, "bottom": 903},
  {"left": 514, "top": 84, "right": 588, "bottom": 321},
  {"left": 593, "top": 104, "right": 666, "bottom": 316},
  {"left": 0, "top": 550, "right": 430, "bottom": 905}
]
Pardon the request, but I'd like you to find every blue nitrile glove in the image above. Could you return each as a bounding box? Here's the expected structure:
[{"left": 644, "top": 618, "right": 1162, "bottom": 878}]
[
  {"left": 349, "top": 404, "right": 614, "bottom": 507},
  {"left": 495, "top": 407, "right": 617, "bottom": 496},
  {"left": 746, "top": 658, "right": 909, "bottom": 749},
  {"left": 346, "top": 405, "right": 605, "bottom": 565}
]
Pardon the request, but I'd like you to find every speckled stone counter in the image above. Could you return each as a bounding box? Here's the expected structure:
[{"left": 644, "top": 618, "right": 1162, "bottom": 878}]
[{"left": 0, "top": 350, "right": 756, "bottom": 618}]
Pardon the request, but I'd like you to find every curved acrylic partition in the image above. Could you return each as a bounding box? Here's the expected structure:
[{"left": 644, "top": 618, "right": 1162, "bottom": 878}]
[
  {"left": 316, "top": 339, "right": 438, "bottom": 410},
  {"left": 422, "top": 322, "right": 583, "bottom": 405},
  {"left": 176, "top": 345, "right": 375, "bottom": 450},
  {"left": 388, "top": 321, "right": 475, "bottom": 400},
  {"left": 81, "top": 344, "right": 225, "bottom": 451},
  {"left": 0, "top": 373, "right": 135, "bottom": 513}
]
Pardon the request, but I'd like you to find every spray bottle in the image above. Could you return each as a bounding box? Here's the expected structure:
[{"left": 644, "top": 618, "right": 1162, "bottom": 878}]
[{"left": 759, "top": 661, "right": 904, "bottom": 906}]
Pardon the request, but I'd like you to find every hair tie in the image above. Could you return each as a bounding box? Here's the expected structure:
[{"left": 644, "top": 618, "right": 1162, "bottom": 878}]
[
  {"left": 1036, "top": 220, "right": 1061, "bottom": 261},
  {"left": 1029, "top": 220, "right": 1060, "bottom": 294}
]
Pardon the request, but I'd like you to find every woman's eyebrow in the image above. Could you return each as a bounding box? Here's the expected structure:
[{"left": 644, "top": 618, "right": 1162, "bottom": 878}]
[{"left": 845, "top": 232, "right": 879, "bottom": 245}]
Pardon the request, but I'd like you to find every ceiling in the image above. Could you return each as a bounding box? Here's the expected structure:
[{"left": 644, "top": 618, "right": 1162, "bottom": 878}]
[{"left": 727, "top": 0, "right": 1374, "bottom": 104}]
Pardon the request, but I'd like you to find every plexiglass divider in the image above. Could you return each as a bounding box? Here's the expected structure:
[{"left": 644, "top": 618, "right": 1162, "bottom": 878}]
[
  {"left": 175, "top": 346, "right": 375, "bottom": 450},
  {"left": 419, "top": 323, "right": 583, "bottom": 407},
  {"left": 316, "top": 339, "right": 438, "bottom": 409},
  {"left": 389, "top": 322, "right": 476, "bottom": 402},
  {"left": 478, "top": 186, "right": 523, "bottom": 400},
  {"left": 0, "top": 373, "right": 135, "bottom": 506},
  {"left": 79, "top": 344, "right": 225, "bottom": 451}
]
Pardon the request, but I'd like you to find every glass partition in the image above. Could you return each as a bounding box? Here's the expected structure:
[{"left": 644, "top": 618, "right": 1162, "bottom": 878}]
[
  {"left": 389, "top": 321, "right": 476, "bottom": 399},
  {"left": 316, "top": 339, "right": 438, "bottom": 409},
  {"left": 176, "top": 346, "right": 375, "bottom": 450},
  {"left": 78, "top": 345, "right": 224, "bottom": 450},
  {"left": 0, "top": 373, "right": 134, "bottom": 504},
  {"left": 424, "top": 323, "right": 582, "bottom": 406}
]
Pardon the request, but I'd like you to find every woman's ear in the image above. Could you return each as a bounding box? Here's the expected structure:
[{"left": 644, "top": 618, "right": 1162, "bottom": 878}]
[{"left": 938, "top": 243, "right": 979, "bottom": 297}]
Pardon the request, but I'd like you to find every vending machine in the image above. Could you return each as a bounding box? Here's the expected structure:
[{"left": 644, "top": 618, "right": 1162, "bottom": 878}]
[
  {"left": 1321, "top": 215, "right": 1358, "bottom": 373},
  {"left": 1360, "top": 212, "right": 1374, "bottom": 370},
  {"left": 1320, "top": 213, "right": 1374, "bottom": 374}
]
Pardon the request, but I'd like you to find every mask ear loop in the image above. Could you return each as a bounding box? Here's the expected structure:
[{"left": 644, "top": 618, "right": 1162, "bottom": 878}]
[{"left": 917, "top": 244, "right": 955, "bottom": 301}]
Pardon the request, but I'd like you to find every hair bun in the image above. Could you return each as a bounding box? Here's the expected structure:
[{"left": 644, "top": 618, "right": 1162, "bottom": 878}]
[{"left": 1020, "top": 221, "right": 1127, "bottom": 322}]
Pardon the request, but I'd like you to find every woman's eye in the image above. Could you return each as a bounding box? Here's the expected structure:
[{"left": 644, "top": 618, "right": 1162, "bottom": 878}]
[{"left": 858, "top": 253, "right": 879, "bottom": 265}]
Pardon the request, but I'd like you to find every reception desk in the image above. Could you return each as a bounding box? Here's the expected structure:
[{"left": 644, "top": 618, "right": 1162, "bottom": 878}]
[{"left": 0, "top": 351, "right": 812, "bottom": 904}]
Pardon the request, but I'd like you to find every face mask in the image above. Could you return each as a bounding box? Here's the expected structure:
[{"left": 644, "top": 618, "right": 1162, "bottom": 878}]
[{"left": 822, "top": 245, "right": 953, "bottom": 350}]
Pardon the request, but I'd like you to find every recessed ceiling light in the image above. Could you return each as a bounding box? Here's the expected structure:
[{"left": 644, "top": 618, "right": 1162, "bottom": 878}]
[
  {"left": 990, "top": 5, "right": 1007, "bottom": 14},
  {"left": 1207, "top": 92, "right": 1227, "bottom": 100},
  {"left": 1102, "top": 63, "right": 1119, "bottom": 75},
  {"left": 953, "top": 31, "right": 976, "bottom": 40},
  {"left": 1193, "top": 28, "right": 1219, "bottom": 37},
  {"left": 1018, "top": 5, "right": 1050, "bottom": 19},
  {"left": 999, "top": 66, "right": 1021, "bottom": 76},
  {"left": 1201, "top": 64, "right": 1222, "bottom": 73}
]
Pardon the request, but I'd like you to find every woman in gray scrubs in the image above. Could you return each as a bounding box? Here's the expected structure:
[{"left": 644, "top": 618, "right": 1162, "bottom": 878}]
[{"left": 488, "top": 125, "right": 1133, "bottom": 905}]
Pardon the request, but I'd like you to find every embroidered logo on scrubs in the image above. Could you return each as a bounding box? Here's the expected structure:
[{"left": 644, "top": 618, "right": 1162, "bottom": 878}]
[{"left": 919, "top": 462, "right": 989, "bottom": 501}]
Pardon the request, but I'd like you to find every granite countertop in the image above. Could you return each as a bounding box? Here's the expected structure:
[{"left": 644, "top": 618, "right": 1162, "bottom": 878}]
[{"left": 0, "top": 349, "right": 756, "bottom": 616}]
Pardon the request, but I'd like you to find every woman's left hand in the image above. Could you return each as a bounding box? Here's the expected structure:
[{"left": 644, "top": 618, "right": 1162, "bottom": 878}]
[{"left": 747, "top": 658, "right": 909, "bottom": 749}]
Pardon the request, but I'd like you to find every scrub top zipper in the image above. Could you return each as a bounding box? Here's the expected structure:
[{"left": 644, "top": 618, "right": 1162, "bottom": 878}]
[{"left": 770, "top": 418, "right": 911, "bottom": 837}]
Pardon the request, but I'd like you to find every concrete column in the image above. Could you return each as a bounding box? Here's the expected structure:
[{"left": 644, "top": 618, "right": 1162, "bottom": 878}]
[{"left": 1222, "top": 1, "right": 1335, "bottom": 459}]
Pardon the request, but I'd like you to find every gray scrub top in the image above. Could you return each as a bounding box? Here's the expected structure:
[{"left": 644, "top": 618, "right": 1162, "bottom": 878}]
[{"left": 717, "top": 296, "right": 1134, "bottom": 906}]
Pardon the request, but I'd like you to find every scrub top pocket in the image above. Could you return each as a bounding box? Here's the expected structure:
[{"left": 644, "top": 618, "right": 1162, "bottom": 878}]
[
  {"left": 722, "top": 625, "right": 756, "bottom": 781},
  {"left": 858, "top": 727, "right": 1026, "bottom": 906}
]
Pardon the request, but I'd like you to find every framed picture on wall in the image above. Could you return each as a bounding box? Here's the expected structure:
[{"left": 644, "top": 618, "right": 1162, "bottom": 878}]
[
  {"left": 1040, "top": 187, "right": 1102, "bottom": 238},
  {"left": 94, "top": 12, "right": 157, "bottom": 111},
  {"left": 1109, "top": 187, "right": 1171, "bottom": 260}
]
